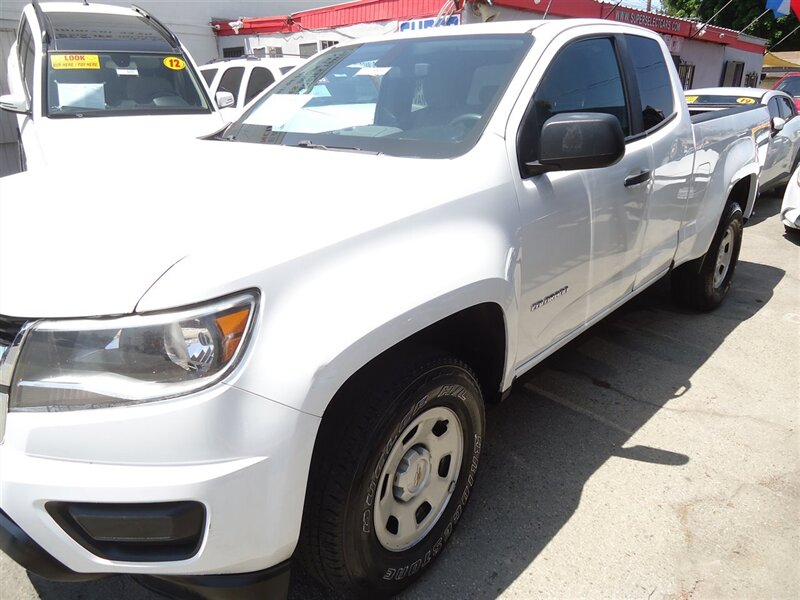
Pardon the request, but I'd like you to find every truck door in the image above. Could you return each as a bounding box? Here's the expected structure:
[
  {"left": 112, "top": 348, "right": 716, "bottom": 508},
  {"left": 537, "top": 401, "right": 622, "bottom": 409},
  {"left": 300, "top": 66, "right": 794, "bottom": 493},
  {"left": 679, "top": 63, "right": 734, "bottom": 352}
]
[
  {"left": 624, "top": 34, "right": 695, "bottom": 289},
  {"left": 508, "top": 35, "right": 650, "bottom": 365}
]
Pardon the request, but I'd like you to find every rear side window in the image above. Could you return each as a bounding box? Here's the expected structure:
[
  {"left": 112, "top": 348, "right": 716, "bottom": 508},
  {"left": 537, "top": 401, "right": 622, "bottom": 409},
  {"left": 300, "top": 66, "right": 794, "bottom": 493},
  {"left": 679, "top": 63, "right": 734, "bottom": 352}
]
[
  {"left": 626, "top": 35, "right": 674, "bottom": 130},
  {"left": 779, "top": 96, "right": 796, "bottom": 119},
  {"left": 530, "top": 37, "right": 629, "bottom": 137},
  {"left": 244, "top": 67, "right": 275, "bottom": 105},
  {"left": 201, "top": 68, "right": 217, "bottom": 87},
  {"left": 218, "top": 67, "right": 245, "bottom": 100}
]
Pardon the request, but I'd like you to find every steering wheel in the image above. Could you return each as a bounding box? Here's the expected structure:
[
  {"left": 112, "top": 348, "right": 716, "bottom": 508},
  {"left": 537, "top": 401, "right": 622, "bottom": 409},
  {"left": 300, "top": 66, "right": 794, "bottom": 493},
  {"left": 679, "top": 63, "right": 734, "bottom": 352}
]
[{"left": 448, "top": 113, "right": 482, "bottom": 127}]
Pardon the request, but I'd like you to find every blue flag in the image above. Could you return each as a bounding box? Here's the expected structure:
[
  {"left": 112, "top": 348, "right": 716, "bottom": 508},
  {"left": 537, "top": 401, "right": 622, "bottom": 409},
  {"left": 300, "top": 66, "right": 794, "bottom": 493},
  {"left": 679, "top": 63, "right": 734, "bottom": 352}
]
[{"left": 766, "top": 0, "right": 790, "bottom": 18}]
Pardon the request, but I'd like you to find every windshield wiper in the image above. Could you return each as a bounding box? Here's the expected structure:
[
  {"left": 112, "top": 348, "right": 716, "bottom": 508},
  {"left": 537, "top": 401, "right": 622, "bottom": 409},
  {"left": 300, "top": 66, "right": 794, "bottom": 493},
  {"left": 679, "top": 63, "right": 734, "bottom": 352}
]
[{"left": 294, "top": 140, "right": 378, "bottom": 154}]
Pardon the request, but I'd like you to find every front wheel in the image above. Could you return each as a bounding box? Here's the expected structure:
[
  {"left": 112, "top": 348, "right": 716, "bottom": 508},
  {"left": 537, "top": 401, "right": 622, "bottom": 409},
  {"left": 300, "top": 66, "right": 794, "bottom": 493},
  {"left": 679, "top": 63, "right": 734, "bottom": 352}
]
[
  {"left": 671, "top": 202, "right": 743, "bottom": 311},
  {"left": 299, "top": 354, "right": 485, "bottom": 598}
]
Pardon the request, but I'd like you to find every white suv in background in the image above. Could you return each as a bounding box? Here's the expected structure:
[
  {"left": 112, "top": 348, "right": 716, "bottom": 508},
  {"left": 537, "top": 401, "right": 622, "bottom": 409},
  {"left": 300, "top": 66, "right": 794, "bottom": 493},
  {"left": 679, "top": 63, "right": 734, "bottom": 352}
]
[
  {"left": 199, "top": 56, "right": 304, "bottom": 121},
  {"left": 1, "top": 2, "right": 228, "bottom": 171}
]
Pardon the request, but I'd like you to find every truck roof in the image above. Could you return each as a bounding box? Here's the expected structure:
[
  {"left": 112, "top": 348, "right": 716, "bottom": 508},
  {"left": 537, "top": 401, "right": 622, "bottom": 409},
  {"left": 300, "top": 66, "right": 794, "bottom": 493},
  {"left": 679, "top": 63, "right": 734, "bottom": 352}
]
[{"left": 336, "top": 18, "right": 659, "bottom": 46}]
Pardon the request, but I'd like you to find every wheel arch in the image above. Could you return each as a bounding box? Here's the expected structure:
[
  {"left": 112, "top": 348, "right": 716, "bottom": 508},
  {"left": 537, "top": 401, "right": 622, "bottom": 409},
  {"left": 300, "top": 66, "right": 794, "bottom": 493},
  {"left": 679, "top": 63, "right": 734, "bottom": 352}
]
[{"left": 320, "top": 301, "right": 508, "bottom": 428}]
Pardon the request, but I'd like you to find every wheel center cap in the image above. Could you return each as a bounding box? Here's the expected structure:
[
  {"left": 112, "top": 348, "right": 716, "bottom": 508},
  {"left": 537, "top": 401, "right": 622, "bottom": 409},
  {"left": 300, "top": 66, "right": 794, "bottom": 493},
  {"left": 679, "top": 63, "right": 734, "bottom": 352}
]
[{"left": 393, "top": 445, "right": 431, "bottom": 502}]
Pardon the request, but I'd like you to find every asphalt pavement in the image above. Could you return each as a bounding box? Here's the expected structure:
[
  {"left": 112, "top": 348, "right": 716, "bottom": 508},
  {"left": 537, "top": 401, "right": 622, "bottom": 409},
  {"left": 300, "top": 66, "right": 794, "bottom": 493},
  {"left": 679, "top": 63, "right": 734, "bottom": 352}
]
[{"left": 2, "top": 192, "right": 798, "bottom": 600}]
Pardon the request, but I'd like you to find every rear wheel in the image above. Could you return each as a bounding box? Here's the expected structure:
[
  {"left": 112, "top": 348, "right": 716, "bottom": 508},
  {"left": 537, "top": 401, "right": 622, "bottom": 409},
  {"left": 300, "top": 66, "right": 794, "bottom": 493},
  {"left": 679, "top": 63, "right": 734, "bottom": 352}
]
[
  {"left": 671, "top": 202, "right": 743, "bottom": 311},
  {"left": 299, "top": 353, "right": 485, "bottom": 598}
]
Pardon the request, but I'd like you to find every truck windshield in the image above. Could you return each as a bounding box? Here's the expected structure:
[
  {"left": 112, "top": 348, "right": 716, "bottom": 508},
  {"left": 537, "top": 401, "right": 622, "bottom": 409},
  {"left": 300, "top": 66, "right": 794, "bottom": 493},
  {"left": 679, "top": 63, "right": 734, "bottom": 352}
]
[
  {"left": 224, "top": 35, "right": 533, "bottom": 158},
  {"left": 46, "top": 52, "right": 211, "bottom": 117},
  {"left": 776, "top": 77, "right": 800, "bottom": 96}
]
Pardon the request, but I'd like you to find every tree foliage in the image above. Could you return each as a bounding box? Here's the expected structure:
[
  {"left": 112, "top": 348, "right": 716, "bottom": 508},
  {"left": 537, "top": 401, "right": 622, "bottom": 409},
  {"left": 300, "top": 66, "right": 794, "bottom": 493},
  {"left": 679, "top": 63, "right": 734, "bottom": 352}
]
[{"left": 663, "top": 0, "right": 800, "bottom": 50}]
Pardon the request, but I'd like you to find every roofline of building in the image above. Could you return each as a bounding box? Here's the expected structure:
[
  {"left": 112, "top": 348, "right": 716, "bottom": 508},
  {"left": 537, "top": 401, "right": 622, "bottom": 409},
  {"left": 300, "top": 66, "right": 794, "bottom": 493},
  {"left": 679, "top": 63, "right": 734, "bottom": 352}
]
[{"left": 211, "top": 0, "right": 766, "bottom": 54}]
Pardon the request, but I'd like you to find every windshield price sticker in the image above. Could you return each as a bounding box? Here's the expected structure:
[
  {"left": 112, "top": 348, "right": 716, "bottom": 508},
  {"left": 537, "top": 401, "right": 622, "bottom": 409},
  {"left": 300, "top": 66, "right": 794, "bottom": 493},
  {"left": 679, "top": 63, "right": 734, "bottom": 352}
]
[
  {"left": 737, "top": 97, "right": 756, "bottom": 104},
  {"left": 163, "top": 57, "right": 186, "bottom": 71},
  {"left": 685, "top": 95, "right": 698, "bottom": 103},
  {"left": 51, "top": 54, "right": 100, "bottom": 70}
]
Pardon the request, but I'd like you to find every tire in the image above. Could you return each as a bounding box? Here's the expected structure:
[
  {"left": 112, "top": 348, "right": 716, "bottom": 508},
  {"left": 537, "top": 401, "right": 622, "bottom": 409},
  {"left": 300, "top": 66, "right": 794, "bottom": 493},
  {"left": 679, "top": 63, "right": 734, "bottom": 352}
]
[
  {"left": 671, "top": 201, "right": 743, "bottom": 311},
  {"left": 299, "top": 353, "right": 485, "bottom": 598}
]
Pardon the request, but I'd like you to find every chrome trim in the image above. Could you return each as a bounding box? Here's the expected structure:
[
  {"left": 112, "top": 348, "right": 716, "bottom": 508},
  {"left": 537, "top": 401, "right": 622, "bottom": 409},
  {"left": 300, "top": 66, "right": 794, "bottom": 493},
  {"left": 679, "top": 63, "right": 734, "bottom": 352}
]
[{"left": 0, "top": 320, "right": 34, "bottom": 443}]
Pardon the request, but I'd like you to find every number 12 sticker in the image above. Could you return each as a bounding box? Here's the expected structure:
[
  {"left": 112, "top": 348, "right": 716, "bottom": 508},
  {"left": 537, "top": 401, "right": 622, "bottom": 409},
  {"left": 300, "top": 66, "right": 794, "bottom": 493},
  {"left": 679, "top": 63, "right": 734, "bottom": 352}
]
[{"left": 163, "top": 57, "right": 186, "bottom": 70}]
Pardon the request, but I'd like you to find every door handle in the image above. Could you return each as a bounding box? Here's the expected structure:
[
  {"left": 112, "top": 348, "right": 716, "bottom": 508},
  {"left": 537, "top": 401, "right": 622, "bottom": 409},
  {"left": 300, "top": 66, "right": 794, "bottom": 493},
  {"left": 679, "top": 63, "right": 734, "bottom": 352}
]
[{"left": 624, "top": 170, "right": 651, "bottom": 187}]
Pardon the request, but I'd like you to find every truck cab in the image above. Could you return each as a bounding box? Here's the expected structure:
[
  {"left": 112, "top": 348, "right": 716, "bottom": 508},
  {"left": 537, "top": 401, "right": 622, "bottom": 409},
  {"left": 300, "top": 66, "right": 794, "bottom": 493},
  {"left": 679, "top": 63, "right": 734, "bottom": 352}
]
[{"left": 0, "top": 18, "right": 766, "bottom": 600}]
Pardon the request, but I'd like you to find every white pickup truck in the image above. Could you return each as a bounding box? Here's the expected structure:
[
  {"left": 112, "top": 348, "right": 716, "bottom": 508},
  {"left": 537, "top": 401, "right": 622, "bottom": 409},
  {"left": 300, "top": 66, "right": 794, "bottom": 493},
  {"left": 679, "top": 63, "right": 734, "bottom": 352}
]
[{"left": 0, "top": 19, "right": 770, "bottom": 600}]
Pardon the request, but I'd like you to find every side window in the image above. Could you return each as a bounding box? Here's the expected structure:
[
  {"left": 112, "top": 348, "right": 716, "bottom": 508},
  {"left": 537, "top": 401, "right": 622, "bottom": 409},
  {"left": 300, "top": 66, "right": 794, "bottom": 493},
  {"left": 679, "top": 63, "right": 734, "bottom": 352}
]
[
  {"left": 625, "top": 35, "right": 675, "bottom": 130},
  {"left": 779, "top": 96, "right": 796, "bottom": 120},
  {"left": 768, "top": 97, "right": 782, "bottom": 120},
  {"left": 519, "top": 37, "right": 629, "bottom": 165},
  {"left": 200, "top": 68, "right": 217, "bottom": 87},
  {"left": 218, "top": 67, "right": 245, "bottom": 101},
  {"left": 244, "top": 67, "right": 275, "bottom": 105},
  {"left": 18, "top": 17, "right": 35, "bottom": 100}
]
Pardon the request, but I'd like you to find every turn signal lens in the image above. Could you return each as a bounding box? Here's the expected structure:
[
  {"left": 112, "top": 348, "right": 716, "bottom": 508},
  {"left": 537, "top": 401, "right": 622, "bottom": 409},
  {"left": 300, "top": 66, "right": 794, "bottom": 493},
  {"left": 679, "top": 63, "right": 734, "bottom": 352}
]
[{"left": 215, "top": 308, "right": 251, "bottom": 362}]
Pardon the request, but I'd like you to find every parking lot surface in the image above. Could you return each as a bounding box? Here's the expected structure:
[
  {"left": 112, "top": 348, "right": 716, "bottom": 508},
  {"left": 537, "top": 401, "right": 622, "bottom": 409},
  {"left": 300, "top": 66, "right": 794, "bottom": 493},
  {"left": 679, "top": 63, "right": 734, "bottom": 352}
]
[{"left": 2, "top": 193, "right": 798, "bottom": 599}]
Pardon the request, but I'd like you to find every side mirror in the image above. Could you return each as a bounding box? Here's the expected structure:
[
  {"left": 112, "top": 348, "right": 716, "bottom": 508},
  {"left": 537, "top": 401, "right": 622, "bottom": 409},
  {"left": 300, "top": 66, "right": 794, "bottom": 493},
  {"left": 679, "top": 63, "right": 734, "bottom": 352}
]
[
  {"left": 525, "top": 112, "right": 625, "bottom": 176},
  {"left": 216, "top": 91, "right": 235, "bottom": 109},
  {"left": 772, "top": 116, "right": 786, "bottom": 133},
  {"left": 0, "top": 93, "right": 30, "bottom": 115}
]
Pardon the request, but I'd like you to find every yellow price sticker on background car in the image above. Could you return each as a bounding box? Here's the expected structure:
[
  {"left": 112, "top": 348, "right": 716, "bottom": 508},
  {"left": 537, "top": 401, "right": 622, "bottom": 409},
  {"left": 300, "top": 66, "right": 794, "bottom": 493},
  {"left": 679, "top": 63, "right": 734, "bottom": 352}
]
[
  {"left": 685, "top": 95, "right": 698, "bottom": 103},
  {"left": 737, "top": 97, "right": 756, "bottom": 104},
  {"left": 50, "top": 54, "right": 100, "bottom": 69},
  {"left": 163, "top": 56, "right": 186, "bottom": 71}
]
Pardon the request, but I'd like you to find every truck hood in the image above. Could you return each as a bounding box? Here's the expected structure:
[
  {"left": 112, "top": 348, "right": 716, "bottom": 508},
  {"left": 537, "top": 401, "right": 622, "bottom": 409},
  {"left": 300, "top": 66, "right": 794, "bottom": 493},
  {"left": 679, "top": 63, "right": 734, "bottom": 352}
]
[
  {"left": 0, "top": 138, "right": 487, "bottom": 318},
  {"left": 34, "top": 113, "right": 226, "bottom": 166}
]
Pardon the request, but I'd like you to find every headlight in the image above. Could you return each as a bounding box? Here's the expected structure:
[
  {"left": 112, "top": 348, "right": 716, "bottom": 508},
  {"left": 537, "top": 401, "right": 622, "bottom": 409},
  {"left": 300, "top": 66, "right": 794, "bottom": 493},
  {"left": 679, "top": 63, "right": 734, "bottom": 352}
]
[{"left": 10, "top": 291, "right": 258, "bottom": 411}]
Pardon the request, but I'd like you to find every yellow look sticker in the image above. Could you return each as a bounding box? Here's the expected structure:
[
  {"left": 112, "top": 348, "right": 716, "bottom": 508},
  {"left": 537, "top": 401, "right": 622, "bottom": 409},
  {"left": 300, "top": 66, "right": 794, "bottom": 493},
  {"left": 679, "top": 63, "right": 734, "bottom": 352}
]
[
  {"left": 737, "top": 97, "right": 756, "bottom": 104},
  {"left": 50, "top": 54, "right": 100, "bottom": 70},
  {"left": 685, "top": 95, "right": 698, "bottom": 104},
  {"left": 163, "top": 56, "right": 186, "bottom": 71}
]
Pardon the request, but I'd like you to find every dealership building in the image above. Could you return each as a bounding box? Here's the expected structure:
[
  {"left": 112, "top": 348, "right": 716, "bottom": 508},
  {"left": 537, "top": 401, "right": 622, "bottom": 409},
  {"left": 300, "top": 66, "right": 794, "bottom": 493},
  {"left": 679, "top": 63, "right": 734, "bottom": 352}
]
[{"left": 212, "top": 0, "right": 767, "bottom": 90}]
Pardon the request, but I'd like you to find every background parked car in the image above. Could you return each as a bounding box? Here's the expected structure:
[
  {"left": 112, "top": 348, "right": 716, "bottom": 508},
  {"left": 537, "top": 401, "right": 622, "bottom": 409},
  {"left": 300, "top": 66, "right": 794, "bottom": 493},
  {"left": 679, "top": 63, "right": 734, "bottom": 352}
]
[
  {"left": 773, "top": 72, "right": 800, "bottom": 111},
  {"left": 199, "top": 55, "right": 304, "bottom": 121},
  {"left": 781, "top": 165, "right": 800, "bottom": 233},
  {"left": 0, "top": 2, "right": 228, "bottom": 171},
  {"left": 686, "top": 87, "right": 800, "bottom": 193}
]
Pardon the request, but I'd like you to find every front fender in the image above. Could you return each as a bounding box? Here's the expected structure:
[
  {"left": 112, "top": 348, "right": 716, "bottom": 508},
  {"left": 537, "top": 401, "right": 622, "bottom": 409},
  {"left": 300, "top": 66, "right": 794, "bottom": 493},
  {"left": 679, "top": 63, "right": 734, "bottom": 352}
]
[
  {"left": 137, "top": 187, "right": 521, "bottom": 417},
  {"left": 236, "top": 222, "right": 518, "bottom": 417}
]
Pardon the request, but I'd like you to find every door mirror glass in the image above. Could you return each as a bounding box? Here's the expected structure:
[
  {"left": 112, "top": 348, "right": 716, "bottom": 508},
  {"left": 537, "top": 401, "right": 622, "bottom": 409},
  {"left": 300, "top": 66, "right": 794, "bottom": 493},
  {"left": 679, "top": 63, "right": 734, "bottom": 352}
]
[
  {"left": 772, "top": 116, "right": 786, "bottom": 133},
  {"left": 216, "top": 91, "right": 234, "bottom": 109},
  {"left": 0, "top": 93, "right": 30, "bottom": 114},
  {"left": 526, "top": 112, "right": 625, "bottom": 176}
]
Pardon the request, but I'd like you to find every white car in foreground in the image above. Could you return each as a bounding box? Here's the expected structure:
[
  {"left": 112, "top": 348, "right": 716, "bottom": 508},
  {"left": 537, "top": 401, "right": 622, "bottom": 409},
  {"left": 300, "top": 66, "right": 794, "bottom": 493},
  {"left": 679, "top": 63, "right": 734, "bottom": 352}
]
[
  {"left": 781, "top": 166, "right": 800, "bottom": 232},
  {"left": 0, "top": 2, "right": 228, "bottom": 171},
  {"left": 0, "top": 19, "right": 767, "bottom": 600}
]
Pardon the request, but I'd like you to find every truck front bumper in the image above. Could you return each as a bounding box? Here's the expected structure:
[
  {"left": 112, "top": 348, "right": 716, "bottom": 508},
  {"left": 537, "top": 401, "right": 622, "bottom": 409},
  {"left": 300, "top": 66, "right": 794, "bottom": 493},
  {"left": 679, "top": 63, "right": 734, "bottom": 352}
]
[
  {"left": 0, "top": 507, "right": 292, "bottom": 599},
  {"left": 0, "top": 383, "right": 320, "bottom": 591}
]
